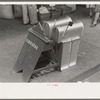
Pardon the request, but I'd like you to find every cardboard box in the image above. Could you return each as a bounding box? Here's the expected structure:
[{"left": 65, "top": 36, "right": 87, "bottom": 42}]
[
  {"left": 55, "top": 5, "right": 72, "bottom": 16},
  {"left": 50, "top": 8, "right": 62, "bottom": 19},
  {"left": 38, "top": 12, "right": 50, "bottom": 21},
  {"left": 43, "top": 16, "right": 72, "bottom": 38}
]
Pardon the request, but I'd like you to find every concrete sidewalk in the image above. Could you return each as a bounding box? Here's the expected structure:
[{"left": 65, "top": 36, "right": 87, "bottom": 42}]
[
  {"left": 69, "top": 6, "right": 100, "bottom": 82},
  {"left": 72, "top": 6, "right": 100, "bottom": 82},
  {"left": 83, "top": 71, "right": 100, "bottom": 82}
]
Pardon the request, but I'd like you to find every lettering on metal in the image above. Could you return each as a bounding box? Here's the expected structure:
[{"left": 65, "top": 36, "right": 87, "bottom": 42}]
[{"left": 26, "top": 38, "right": 38, "bottom": 50}]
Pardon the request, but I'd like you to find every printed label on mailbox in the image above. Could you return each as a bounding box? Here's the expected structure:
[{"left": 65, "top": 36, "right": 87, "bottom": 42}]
[{"left": 26, "top": 38, "right": 38, "bottom": 50}]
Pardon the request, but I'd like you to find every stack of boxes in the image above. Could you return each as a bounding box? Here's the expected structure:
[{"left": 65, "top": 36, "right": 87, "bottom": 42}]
[
  {"left": 38, "top": 5, "right": 73, "bottom": 22},
  {"left": 55, "top": 5, "right": 72, "bottom": 16}
]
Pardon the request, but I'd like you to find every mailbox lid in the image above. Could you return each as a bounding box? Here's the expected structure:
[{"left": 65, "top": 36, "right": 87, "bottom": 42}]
[
  {"left": 43, "top": 15, "right": 72, "bottom": 38},
  {"left": 52, "top": 21, "right": 84, "bottom": 43},
  {"left": 63, "top": 21, "right": 84, "bottom": 42}
]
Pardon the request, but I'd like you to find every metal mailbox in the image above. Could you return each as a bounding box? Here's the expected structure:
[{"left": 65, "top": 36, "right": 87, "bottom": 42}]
[
  {"left": 14, "top": 16, "right": 84, "bottom": 81},
  {"left": 52, "top": 21, "right": 84, "bottom": 70},
  {"left": 43, "top": 15, "right": 72, "bottom": 38},
  {"left": 52, "top": 21, "right": 84, "bottom": 43}
]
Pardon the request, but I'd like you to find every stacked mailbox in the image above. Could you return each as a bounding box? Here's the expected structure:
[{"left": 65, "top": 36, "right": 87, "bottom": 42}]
[
  {"left": 14, "top": 15, "right": 84, "bottom": 82},
  {"left": 43, "top": 16, "right": 84, "bottom": 71}
]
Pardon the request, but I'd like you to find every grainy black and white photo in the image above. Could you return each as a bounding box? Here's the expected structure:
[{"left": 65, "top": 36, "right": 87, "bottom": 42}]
[{"left": 0, "top": 3, "right": 100, "bottom": 83}]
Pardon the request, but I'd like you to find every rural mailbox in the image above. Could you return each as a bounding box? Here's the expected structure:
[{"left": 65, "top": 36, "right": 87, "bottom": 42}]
[{"left": 14, "top": 16, "right": 84, "bottom": 82}]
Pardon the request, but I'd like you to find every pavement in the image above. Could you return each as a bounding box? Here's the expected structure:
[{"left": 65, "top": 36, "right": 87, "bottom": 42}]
[
  {"left": 70, "top": 6, "right": 100, "bottom": 82},
  {"left": 83, "top": 71, "right": 100, "bottom": 82},
  {"left": 0, "top": 5, "right": 100, "bottom": 82}
]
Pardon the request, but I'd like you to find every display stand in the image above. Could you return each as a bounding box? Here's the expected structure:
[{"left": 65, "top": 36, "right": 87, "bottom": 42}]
[{"left": 14, "top": 27, "right": 58, "bottom": 82}]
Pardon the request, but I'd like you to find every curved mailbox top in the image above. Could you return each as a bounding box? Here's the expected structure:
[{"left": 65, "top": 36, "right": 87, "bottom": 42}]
[
  {"left": 43, "top": 15, "right": 72, "bottom": 38},
  {"left": 52, "top": 21, "right": 84, "bottom": 43}
]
